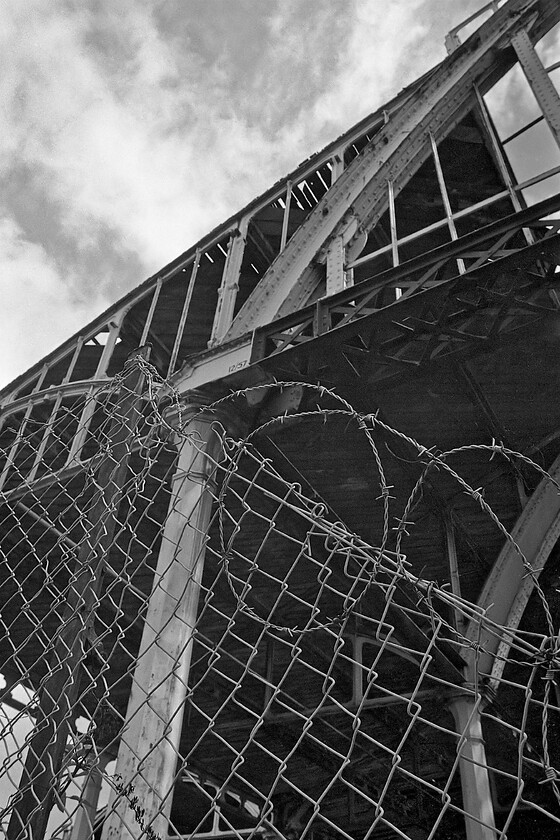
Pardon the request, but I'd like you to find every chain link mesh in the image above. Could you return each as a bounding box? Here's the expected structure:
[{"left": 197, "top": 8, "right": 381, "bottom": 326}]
[{"left": 0, "top": 355, "right": 559, "bottom": 840}]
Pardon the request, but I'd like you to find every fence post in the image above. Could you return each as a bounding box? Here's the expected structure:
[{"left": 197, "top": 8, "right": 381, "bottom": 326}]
[
  {"left": 69, "top": 751, "right": 115, "bottom": 840},
  {"left": 101, "top": 404, "right": 225, "bottom": 840},
  {"left": 6, "top": 348, "right": 150, "bottom": 840}
]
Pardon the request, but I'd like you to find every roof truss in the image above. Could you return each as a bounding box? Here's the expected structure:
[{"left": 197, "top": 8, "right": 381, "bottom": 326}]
[{"left": 225, "top": 0, "right": 560, "bottom": 341}]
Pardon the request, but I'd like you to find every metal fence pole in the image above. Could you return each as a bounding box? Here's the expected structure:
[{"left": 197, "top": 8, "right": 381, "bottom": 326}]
[
  {"left": 69, "top": 752, "right": 114, "bottom": 840},
  {"left": 6, "top": 348, "right": 150, "bottom": 840},
  {"left": 101, "top": 406, "right": 224, "bottom": 840}
]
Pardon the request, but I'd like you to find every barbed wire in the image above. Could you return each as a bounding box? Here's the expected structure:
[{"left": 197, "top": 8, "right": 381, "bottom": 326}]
[{"left": 0, "top": 359, "right": 559, "bottom": 840}]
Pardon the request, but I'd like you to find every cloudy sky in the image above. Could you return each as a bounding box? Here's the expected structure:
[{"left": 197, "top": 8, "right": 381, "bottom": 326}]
[{"left": 2, "top": 0, "right": 558, "bottom": 390}]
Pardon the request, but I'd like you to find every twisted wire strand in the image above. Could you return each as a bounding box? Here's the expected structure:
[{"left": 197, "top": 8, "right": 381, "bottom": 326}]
[{"left": 0, "top": 363, "right": 559, "bottom": 838}]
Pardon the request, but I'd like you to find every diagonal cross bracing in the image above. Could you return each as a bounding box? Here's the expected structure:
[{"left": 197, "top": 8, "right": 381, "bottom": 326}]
[{"left": 224, "top": 0, "right": 560, "bottom": 342}]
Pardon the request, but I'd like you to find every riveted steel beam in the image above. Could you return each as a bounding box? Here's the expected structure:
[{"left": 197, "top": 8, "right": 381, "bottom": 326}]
[
  {"left": 326, "top": 235, "right": 346, "bottom": 296},
  {"left": 224, "top": 0, "right": 560, "bottom": 341},
  {"left": 209, "top": 217, "right": 249, "bottom": 347},
  {"left": 512, "top": 27, "right": 560, "bottom": 148}
]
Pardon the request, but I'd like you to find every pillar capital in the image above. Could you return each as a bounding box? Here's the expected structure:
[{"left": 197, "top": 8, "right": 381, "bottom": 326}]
[{"left": 164, "top": 388, "right": 247, "bottom": 445}]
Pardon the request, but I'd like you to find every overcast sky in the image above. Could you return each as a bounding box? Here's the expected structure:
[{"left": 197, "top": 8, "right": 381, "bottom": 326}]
[{"left": 4, "top": 0, "right": 559, "bottom": 391}]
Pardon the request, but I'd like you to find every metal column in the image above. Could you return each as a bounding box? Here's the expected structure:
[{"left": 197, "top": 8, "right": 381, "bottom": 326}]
[
  {"left": 210, "top": 219, "right": 248, "bottom": 347},
  {"left": 449, "top": 692, "right": 497, "bottom": 840},
  {"left": 101, "top": 408, "right": 224, "bottom": 840},
  {"left": 326, "top": 235, "right": 346, "bottom": 296}
]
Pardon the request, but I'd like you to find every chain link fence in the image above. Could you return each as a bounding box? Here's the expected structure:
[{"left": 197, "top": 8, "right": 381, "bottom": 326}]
[{"left": 0, "top": 353, "right": 559, "bottom": 840}]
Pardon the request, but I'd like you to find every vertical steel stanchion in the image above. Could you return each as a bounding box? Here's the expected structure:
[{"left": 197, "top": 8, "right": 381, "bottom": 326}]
[
  {"left": 449, "top": 690, "right": 497, "bottom": 840},
  {"left": 101, "top": 404, "right": 225, "bottom": 840}
]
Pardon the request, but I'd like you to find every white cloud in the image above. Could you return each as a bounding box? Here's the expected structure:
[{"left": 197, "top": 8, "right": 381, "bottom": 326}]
[
  {"left": 0, "top": 217, "right": 107, "bottom": 385},
  {"left": 304, "top": 1, "right": 429, "bottom": 132},
  {"left": 1, "top": 1, "right": 314, "bottom": 281}
]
